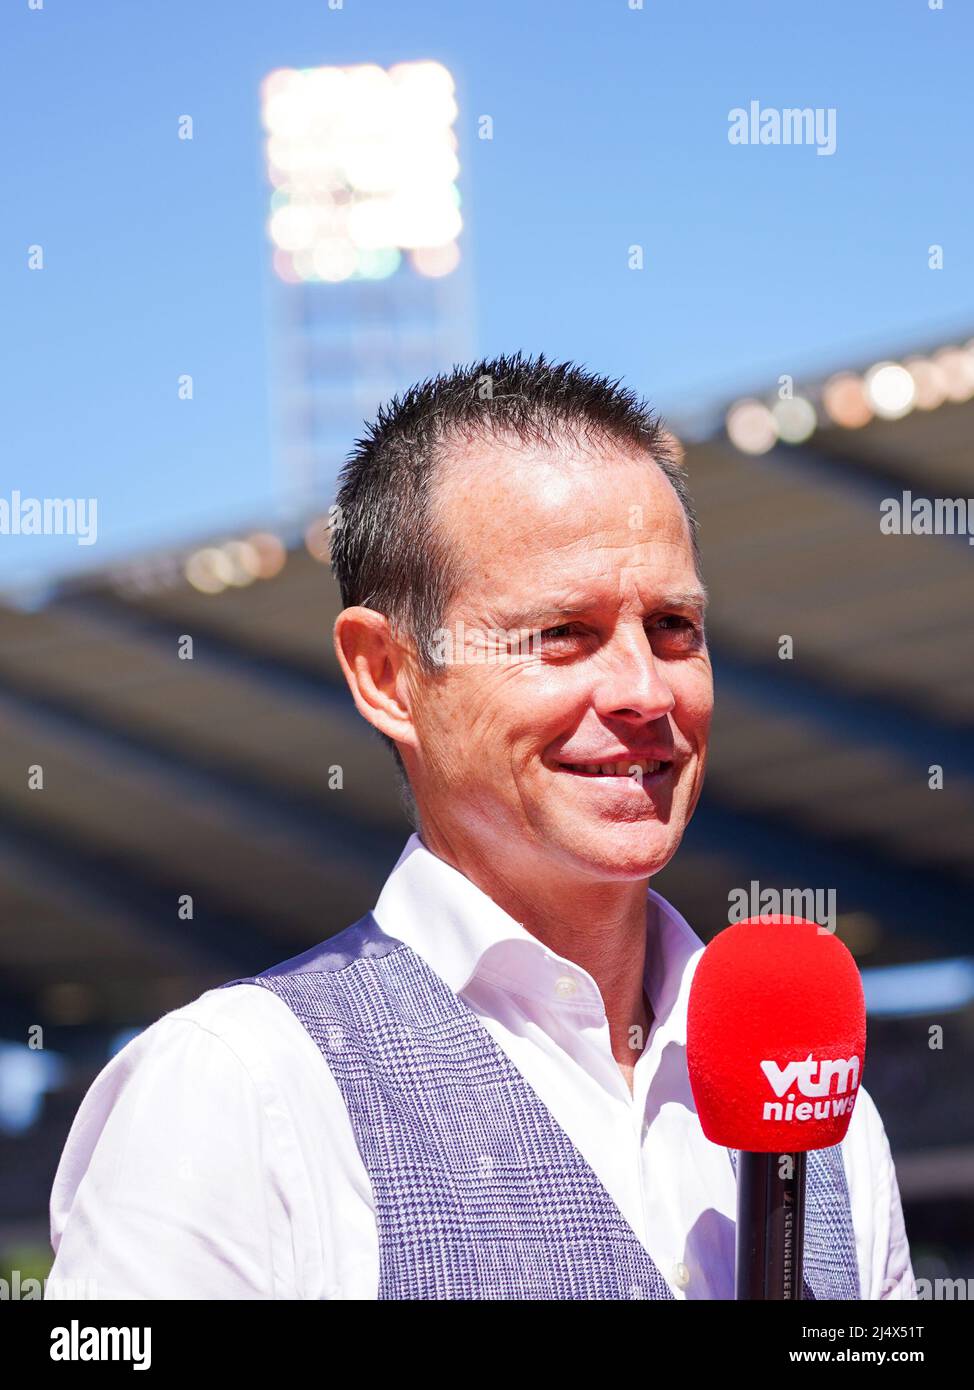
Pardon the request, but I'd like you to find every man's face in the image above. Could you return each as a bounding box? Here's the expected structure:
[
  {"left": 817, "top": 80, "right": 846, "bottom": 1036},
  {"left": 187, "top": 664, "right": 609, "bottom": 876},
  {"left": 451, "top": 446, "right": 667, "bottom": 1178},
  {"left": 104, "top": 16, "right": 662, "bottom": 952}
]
[{"left": 405, "top": 435, "right": 714, "bottom": 885}]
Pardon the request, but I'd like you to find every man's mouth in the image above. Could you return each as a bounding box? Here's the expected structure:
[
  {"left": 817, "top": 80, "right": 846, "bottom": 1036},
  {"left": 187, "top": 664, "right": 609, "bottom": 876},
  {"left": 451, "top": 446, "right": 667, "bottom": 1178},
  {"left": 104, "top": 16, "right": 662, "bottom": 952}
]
[{"left": 556, "top": 759, "right": 672, "bottom": 777}]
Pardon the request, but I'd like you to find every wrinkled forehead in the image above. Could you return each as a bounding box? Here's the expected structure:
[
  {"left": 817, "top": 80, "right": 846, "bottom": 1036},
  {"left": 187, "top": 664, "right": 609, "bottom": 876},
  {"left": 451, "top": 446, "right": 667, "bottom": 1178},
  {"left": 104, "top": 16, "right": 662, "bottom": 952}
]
[{"left": 432, "top": 432, "right": 695, "bottom": 601}]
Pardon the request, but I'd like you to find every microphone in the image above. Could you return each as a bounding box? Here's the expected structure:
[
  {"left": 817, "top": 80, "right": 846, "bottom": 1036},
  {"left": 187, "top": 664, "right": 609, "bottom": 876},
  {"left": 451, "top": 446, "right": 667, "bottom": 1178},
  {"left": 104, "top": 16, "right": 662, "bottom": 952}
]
[{"left": 686, "top": 915, "right": 866, "bottom": 1299}]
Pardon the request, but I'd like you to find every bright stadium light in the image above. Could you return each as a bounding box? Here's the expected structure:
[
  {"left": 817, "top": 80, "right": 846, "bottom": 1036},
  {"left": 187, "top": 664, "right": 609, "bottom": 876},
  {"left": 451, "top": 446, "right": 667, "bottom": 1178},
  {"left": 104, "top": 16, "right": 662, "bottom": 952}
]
[
  {"left": 304, "top": 517, "right": 332, "bottom": 564},
  {"left": 185, "top": 547, "right": 235, "bottom": 595},
  {"left": 659, "top": 429, "right": 685, "bottom": 466},
  {"left": 932, "top": 346, "right": 974, "bottom": 402},
  {"left": 771, "top": 395, "right": 817, "bottom": 445},
  {"left": 904, "top": 356, "right": 948, "bottom": 411},
  {"left": 725, "top": 399, "right": 777, "bottom": 455},
  {"left": 821, "top": 372, "right": 872, "bottom": 428},
  {"left": 864, "top": 361, "right": 916, "bottom": 420},
  {"left": 219, "top": 540, "right": 259, "bottom": 587},
  {"left": 260, "top": 60, "right": 462, "bottom": 284},
  {"left": 245, "top": 532, "right": 287, "bottom": 579}
]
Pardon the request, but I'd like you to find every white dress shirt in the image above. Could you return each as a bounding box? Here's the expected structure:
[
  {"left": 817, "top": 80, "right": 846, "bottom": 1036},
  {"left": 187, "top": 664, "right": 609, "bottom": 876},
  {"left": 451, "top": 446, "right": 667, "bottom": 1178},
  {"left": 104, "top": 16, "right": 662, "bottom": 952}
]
[{"left": 47, "top": 832, "right": 915, "bottom": 1300}]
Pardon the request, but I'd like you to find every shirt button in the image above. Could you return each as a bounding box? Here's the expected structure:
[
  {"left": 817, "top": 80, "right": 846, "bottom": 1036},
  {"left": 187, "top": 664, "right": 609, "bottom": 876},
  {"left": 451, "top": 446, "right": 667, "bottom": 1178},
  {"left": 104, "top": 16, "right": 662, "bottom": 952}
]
[
  {"left": 672, "top": 1262, "right": 690, "bottom": 1290},
  {"left": 554, "top": 975, "right": 578, "bottom": 999}
]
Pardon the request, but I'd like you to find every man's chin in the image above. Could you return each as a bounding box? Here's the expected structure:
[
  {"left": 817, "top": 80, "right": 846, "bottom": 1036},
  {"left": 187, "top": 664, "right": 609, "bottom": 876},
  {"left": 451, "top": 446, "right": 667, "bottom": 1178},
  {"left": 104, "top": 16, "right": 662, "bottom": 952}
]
[{"left": 555, "top": 822, "right": 681, "bottom": 883}]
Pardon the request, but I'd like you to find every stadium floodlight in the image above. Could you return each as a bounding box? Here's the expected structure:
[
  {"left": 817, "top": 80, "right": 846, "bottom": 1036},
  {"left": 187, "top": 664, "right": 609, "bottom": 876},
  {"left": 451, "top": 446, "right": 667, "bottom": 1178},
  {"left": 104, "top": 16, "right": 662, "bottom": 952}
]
[
  {"left": 904, "top": 356, "right": 949, "bottom": 412},
  {"left": 771, "top": 395, "right": 817, "bottom": 445},
  {"left": 821, "top": 372, "right": 872, "bottom": 429},
  {"left": 932, "top": 346, "right": 974, "bottom": 403},
  {"left": 260, "top": 60, "right": 462, "bottom": 284},
  {"left": 725, "top": 399, "right": 777, "bottom": 455},
  {"left": 864, "top": 361, "right": 916, "bottom": 420}
]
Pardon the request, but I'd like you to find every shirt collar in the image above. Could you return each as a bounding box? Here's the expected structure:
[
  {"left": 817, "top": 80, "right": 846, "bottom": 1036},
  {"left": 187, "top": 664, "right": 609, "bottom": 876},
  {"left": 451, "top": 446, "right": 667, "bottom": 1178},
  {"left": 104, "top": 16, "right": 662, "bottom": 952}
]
[{"left": 372, "top": 832, "right": 704, "bottom": 1039}]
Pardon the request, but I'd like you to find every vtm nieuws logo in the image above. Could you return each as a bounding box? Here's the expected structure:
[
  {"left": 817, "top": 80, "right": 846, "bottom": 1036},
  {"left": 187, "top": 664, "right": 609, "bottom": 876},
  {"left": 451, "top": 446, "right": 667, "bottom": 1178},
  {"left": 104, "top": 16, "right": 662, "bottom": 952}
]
[{"left": 759, "top": 1054, "right": 861, "bottom": 1122}]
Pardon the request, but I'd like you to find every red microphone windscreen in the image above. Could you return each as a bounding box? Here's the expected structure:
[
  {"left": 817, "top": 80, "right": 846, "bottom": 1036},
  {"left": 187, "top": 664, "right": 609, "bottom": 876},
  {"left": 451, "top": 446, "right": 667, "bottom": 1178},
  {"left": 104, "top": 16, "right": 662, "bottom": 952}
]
[{"left": 687, "top": 916, "right": 866, "bottom": 1153}]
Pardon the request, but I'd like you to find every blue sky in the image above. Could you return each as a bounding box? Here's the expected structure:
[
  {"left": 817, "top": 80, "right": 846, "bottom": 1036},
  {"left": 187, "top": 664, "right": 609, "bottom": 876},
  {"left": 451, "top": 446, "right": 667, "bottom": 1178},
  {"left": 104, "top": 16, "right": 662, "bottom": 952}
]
[{"left": 2, "top": 0, "right": 972, "bottom": 592}]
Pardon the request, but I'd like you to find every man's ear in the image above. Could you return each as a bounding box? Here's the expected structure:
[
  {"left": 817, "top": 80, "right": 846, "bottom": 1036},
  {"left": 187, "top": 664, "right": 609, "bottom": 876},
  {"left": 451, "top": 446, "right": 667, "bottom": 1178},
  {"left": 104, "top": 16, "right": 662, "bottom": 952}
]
[{"left": 332, "top": 606, "right": 417, "bottom": 750}]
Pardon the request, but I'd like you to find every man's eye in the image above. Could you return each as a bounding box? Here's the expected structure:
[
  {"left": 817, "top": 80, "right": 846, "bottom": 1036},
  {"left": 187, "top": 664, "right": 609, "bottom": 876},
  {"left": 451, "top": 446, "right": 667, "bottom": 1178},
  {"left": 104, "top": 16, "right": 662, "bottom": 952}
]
[
  {"left": 655, "top": 615, "right": 695, "bottom": 630},
  {"left": 535, "top": 618, "right": 701, "bottom": 650}
]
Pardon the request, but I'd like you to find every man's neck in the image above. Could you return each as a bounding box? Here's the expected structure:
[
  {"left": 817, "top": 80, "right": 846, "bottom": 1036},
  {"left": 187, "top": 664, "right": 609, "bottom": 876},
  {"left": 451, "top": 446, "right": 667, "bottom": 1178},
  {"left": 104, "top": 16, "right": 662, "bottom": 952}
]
[
  {"left": 519, "top": 901, "right": 655, "bottom": 1097},
  {"left": 417, "top": 827, "right": 655, "bottom": 1095}
]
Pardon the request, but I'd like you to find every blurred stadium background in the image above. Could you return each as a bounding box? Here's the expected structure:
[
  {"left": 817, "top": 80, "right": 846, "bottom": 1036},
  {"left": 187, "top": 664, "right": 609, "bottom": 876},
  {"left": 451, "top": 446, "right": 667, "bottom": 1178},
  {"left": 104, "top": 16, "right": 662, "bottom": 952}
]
[{"left": 3, "top": 40, "right": 973, "bottom": 1294}]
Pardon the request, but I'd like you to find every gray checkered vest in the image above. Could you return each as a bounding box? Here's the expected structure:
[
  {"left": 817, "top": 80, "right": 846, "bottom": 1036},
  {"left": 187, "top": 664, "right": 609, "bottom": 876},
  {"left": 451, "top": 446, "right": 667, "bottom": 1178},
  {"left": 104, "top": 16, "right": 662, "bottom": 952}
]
[{"left": 221, "top": 913, "right": 860, "bottom": 1300}]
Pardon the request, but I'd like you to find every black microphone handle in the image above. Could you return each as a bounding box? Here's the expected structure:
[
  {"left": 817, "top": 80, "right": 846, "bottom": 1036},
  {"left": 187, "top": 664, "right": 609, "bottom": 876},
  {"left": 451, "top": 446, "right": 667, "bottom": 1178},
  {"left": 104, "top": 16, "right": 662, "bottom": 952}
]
[{"left": 735, "top": 1150, "right": 806, "bottom": 1300}]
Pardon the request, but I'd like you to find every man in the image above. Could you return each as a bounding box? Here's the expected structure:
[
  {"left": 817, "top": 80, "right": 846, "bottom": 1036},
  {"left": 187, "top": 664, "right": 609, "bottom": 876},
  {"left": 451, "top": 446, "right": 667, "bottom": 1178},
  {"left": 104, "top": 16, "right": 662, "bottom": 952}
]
[{"left": 47, "top": 354, "right": 914, "bottom": 1299}]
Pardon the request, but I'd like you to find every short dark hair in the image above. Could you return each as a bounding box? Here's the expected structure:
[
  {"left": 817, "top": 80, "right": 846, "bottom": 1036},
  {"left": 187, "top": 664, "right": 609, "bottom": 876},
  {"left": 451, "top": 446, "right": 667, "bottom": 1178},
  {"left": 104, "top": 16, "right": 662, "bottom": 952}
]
[{"left": 329, "top": 352, "right": 701, "bottom": 826}]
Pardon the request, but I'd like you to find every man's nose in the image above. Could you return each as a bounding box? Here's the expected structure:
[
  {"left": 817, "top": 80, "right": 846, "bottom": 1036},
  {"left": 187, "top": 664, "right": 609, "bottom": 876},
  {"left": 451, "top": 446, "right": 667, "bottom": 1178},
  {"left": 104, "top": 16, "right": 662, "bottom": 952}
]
[{"left": 590, "top": 627, "right": 676, "bottom": 722}]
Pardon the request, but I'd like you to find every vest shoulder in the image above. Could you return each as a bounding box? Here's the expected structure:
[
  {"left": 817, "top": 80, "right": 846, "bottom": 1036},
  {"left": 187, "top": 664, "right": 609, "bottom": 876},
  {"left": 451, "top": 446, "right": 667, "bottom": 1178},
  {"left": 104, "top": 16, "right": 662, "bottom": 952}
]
[{"left": 223, "top": 912, "right": 405, "bottom": 988}]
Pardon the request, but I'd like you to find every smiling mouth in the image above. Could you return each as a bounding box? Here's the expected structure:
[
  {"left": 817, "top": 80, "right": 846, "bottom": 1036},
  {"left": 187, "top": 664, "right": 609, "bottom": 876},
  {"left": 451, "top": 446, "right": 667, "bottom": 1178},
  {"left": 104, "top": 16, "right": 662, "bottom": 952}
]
[{"left": 556, "top": 760, "right": 673, "bottom": 777}]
